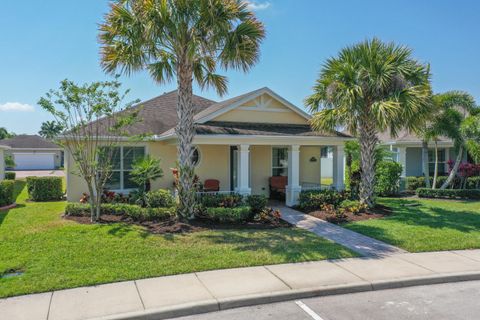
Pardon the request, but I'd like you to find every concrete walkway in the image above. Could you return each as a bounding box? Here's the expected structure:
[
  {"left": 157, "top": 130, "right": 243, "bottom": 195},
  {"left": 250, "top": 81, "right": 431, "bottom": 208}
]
[
  {"left": 2, "top": 250, "right": 480, "bottom": 320},
  {"left": 274, "top": 204, "right": 406, "bottom": 257}
]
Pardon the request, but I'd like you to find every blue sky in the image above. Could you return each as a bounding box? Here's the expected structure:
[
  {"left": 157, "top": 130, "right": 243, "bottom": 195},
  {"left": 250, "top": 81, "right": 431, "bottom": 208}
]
[{"left": 1, "top": 0, "right": 479, "bottom": 134}]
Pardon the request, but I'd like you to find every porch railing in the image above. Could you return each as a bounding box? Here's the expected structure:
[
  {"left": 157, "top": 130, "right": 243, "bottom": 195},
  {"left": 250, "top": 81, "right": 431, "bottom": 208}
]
[{"left": 300, "top": 182, "right": 333, "bottom": 191}]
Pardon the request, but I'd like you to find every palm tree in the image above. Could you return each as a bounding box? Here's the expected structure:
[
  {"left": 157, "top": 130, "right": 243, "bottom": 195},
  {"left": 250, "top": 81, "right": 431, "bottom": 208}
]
[
  {"left": 130, "top": 155, "right": 164, "bottom": 192},
  {"left": 0, "top": 127, "right": 14, "bottom": 140},
  {"left": 99, "top": 0, "right": 265, "bottom": 219},
  {"left": 39, "top": 121, "right": 64, "bottom": 139},
  {"left": 305, "top": 38, "right": 431, "bottom": 207},
  {"left": 434, "top": 91, "right": 477, "bottom": 189},
  {"left": 462, "top": 114, "right": 480, "bottom": 164}
]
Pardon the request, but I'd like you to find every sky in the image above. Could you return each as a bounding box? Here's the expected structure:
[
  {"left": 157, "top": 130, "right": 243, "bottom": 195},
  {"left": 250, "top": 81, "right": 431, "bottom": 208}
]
[{"left": 1, "top": 0, "right": 479, "bottom": 134}]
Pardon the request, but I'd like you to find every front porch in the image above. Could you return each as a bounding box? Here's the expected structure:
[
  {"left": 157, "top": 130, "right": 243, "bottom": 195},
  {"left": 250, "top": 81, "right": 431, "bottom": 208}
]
[{"left": 192, "top": 141, "right": 346, "bottom": 206}]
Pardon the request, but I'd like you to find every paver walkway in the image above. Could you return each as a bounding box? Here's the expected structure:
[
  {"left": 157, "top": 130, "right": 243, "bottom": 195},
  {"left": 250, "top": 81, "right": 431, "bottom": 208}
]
[
  {"left": 13, "top": 170, "right": 65, "bottom": 178},
  {"left": 273, "top": 204, "right": 406, "bottom": 257},
  {"left": 2, "top": 250, "right": 480, "bottom": 320}
]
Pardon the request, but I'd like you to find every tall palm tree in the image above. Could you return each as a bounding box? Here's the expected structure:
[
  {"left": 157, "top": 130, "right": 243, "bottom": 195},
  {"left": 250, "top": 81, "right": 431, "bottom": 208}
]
[
  {"left": 99, "top": 0, "right": 265, "bottom": 219},
  {"left": 305, "top": 38, "right": 431, "bottom": 207},
  {"left": 433, "top": 91, "right": 476, "bottom": 189},
  {"left": 39, "top": 121, "right": 64, "bottom": 139}
]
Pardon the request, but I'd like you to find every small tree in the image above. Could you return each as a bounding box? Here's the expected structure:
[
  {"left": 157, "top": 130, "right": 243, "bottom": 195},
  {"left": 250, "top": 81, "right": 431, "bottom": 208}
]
[
  {"left": 0, "top": 127, "right": 15, "bottom": 140},
  {"left": 462, "top": 115, "right": 480, "bottom": 164},
  {"left": 38, "top": 79, "right": 138, "bottom": 222},
  {"left": 130, "top": 155, "right": 163, "bottom": 193}
]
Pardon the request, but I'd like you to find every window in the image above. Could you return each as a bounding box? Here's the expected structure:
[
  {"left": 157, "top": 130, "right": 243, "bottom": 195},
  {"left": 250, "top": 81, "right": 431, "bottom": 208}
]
[
  {"left": 428, "top": 149, "right": 446, "bottom": 175},
  {"left": 192, "top": 147, "right": 200, "bottom": 167},
  {"left": 103, "top": 146, "right": 146, "bottom": 190},
  {"left": 272, "top": 147, "right": 288, "bottom": 176},
  {"left": 321, "top": 146, "right": 333, "bottom": 159},
  {"left": 384, "top": 146, "right": 399, "bottom": 162}
]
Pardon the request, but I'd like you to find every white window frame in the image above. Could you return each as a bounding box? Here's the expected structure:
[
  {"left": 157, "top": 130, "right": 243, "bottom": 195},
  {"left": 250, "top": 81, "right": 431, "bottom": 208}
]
[
  {"left": 428, "top": 148, "right": 446, "bottom": 175},
  {"left": 271, "top": 146, "right": 288, "bottom": 177},
  {"left": 104, "top": 146, "right": 146, "bottom": 192}
]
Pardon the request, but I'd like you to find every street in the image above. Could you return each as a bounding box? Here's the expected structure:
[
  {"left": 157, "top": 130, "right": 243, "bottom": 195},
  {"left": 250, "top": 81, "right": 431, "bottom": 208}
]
[{"left": 173, "top": 280, "right": 480, "bottom": 320}]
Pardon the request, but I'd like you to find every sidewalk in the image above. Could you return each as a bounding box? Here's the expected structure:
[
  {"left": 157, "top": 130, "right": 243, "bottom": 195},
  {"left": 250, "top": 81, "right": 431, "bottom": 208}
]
[
  {"left": 2, "top": 250, "right": 480, "bottom": 320},
  {"left": 274, "top": 204, "right": 406, "bottom": 257}
]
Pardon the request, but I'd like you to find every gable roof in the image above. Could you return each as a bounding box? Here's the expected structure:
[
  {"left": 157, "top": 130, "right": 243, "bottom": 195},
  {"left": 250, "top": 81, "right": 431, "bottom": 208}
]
[
  {"left": 343, "top": 129, "right": 453, "bottom": 144},
  {"left": 193, "top": 87, "right": 311, "bottom": 123},
  {"left": 0, "top": 135, "right": 61, "bottom": 149}
]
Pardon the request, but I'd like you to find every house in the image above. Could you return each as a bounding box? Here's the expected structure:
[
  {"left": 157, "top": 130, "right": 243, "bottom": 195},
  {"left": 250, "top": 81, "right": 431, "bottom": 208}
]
[
  {"left": 0, "top": 135, "right": 63, "bottom": 170},
  {"left": 0, "top": 145, "right": 10, "bottom": 181},
  {"left": 378, "top": 130, "right": 467, "bottom": 178},
  {"left": 65, "top": 88, "right": 352, "bottom": 206}
]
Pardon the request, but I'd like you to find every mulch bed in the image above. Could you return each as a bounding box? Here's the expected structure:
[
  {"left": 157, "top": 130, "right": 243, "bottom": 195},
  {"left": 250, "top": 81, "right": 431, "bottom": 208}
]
[
  {"left": 64, "top": 214, "right": 290, "bottom": 234},
  {"left": 307, "top": 204, "right": 393, "bottom": 224}
]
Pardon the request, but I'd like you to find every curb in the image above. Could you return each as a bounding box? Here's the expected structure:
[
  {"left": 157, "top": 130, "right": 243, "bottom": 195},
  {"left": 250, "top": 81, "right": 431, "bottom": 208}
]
[{"left": 92, "top": 271, "right": 480, "bottom": 320}]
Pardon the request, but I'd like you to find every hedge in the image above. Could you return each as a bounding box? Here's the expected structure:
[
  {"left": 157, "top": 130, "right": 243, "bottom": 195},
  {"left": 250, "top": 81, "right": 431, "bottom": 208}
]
[
  {"left": 0, "top": 180, "right": 15, "bottom": 207},
  {"left": 145, "top": 189, "right": 176, "bottom": 208},
  {"left": 375, "top": 161, "right": 403, "bottom": 196},
  {"left": 65, "top": 202, "right": 175, "bottom": 221},
  {"left": 416, "top": 188, "right": 480, "bottom": 200},
  {"left": 5, "top": 172, "right": 16, "bottom": 180},
  {"left": 407, "top": 176, "right": 480, "bottom": 191},
  {"left": 26, "top": 177, "right": 63, "bottom": 201},
  {"left": 245, "top": 194, "right": 268, "bottom": 214},
  {"left": 298, "top": 189, "right": 346, "bottom": 211},
  {"left": 203, "top": 206, "right": 251, "bottom": 223}
]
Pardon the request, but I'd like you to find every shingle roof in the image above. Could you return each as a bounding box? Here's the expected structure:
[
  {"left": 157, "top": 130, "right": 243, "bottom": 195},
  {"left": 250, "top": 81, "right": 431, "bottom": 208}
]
[
  {"left": 196, "top": 121, "right": 351, "bottom": 137},
  {"left": 90, "top": 90, "right": 216, "bottom": 136},
  {"left": 0, "top": 135, "right": 61, "bottom": 149},
  {"left": 343, "top": 129, "right": 453, "bottom": 144}
]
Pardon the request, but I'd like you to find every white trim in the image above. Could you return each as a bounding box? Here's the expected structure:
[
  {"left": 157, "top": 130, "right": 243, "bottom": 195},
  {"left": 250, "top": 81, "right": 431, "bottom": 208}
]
[
  {"left": 8, "top": 147, "right": 62, "bottom": 151},
  {"left": 196, "top": 87, "right": 311, "bottom": 124},
  {"left": 237, "top": 107, "right": 291, "bottom": 113},
  {"left": 12, "top": 152, "right": 57, "bottom": 155}
]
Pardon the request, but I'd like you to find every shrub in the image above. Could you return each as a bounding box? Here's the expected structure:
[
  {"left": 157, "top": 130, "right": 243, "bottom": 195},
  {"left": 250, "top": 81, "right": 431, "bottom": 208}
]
[
  {"left": 416, "top": 188, "right": 480, "bottom": 200},
  {"left": 298, "top": 189, "right": 346, "bottom": 211},
  {"left": 145, "top": 189, "right": 175, "bottom": 208},
  {"left": 65, "top": 202, "right": 174, "bottom": 221},
  {"left": 466, "top": 177, "right": 480, "bottom": 189},
  {"left": 26, "top": 176, "right": 63, "bottom": 201},
  {"left": 255, "top": 207, "right": 282, "bottom": 224},
  {"left": 0, "top": 180, "right": 15, "bottom": 207},
  {"left": 246, "top": 194, "right": 268, "bottom": 214},
  {"left": 338, "top": 199, "right": 367, "bottom": 215},
  {"left": 406, "top": 176, "right": 451, "bottom": 191},
  {"left": 203, "top": 206, "right": 251, "bottom": 223},
  {"left": 200, "top": 193, "right": 243, "bottom": 208},
  {"left": 375, "top": 161, "right": 403, "bottom": 196},
  {"left": 5, "top": 172, "right": 16, "bottom": 180}
]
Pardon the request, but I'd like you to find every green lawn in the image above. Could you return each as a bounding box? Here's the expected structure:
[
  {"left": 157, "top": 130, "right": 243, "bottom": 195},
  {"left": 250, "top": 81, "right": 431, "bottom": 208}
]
[
  {"left": 344, "top": 197, "right": 480, "bottom": 252},
  {"left": 0, "top": 181, "right": 356, "bottom": 298}
]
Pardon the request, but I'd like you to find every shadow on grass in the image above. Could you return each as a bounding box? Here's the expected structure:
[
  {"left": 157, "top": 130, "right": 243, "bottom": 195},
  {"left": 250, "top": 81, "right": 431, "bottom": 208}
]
[{"left": 13, "top": 180, "right": 26, "bottom": 202}]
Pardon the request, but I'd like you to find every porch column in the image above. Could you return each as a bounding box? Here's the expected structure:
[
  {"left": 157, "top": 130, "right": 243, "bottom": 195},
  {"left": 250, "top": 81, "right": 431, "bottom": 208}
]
[
  {"left": 286, "top": 145, "right": 301, "bottom": 206},
  {"left": 237, "top": 144, "right": 251, "bottom": 195},
  {"left": 332, "top": 145, "right": 345, "bottom": 190},
  {"left": 398, "top": 147, "right": 407, "bottom": 177}
]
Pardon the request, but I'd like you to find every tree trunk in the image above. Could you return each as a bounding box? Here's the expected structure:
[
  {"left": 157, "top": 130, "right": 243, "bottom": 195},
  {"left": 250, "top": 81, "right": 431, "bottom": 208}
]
[
  {"left": 432, "top": 141, "right": 438, "bottom": 189},
  {"left": 440, "top": 147, "right": 463, "bottom": 189},
  {"left": 175, "top": 56, "right": 196, "bottom": 220},
  {"left": 87, "top": 183, "right": 96, "bottom": 223},
  {"left": 358, "top": 121, "right": 377, "bottom": 208},
  {"left": 422, "top": 140, "right": 431, "bottom": 188}
]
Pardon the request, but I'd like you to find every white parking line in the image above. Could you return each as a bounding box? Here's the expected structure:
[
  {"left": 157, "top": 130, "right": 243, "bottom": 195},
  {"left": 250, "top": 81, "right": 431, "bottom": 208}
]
[{"left": 295, "top": 300, "right": 325, "bottom": 320}]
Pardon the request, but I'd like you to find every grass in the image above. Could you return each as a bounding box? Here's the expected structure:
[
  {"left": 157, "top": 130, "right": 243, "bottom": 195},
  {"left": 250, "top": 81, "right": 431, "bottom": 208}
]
[
  {"left": 0, "top": 180, "right": 356, "bottom": 298},
  {"left": 344, "top": 197, "right": 480, "bottom": 252}
]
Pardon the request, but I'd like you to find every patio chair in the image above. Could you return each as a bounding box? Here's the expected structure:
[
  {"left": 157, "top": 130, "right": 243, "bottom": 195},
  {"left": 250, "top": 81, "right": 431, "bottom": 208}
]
[
  {"left": 203, "top": 179, "right": 220, "bottom": 192},
  {"left": 269, "top": 176, "right": 288, "bottom": 199}
]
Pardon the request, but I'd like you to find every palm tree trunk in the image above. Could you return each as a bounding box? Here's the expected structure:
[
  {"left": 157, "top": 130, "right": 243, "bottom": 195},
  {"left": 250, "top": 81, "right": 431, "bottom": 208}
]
[
  {"left": 422, "top": 140, "right": 431, "bottom": 188},
  {"left": 432, "top": 141, "right": 438, "bottom": 189},
  {"left": 359, "top": 121, "right": 377, "bottom": 208},
  {"left": 440, "top": 147, "right": 463, "bottom": 189},
  {"left": 175, "top": 56, "right": 196, "bottom": 220}
]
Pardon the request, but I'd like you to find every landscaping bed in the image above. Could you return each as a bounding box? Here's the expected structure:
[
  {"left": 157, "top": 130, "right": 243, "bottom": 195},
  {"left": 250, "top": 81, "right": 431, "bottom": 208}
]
[{"left": 307, "top": 204, "right": 392, "bottom": 224}]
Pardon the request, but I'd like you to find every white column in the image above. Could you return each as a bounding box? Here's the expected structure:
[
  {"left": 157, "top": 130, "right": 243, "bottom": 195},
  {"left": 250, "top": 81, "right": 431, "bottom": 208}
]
[
  {"left": 286, "top": 145, "right": 301, "bottom": 206},
  {"left": 237, "top": 144, "right": 251, "bottom": 195},
  {"left": 332, "top": 145, "right": 345, "bottom": 190},
  {"left": 398, "top": 147, "right": 407, "bottom": 177}
]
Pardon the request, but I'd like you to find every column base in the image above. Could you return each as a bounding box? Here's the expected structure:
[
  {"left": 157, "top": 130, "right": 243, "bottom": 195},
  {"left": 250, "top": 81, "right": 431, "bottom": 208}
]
[{"left": 285, "top": 185, "right": 302, "bottom": 207}]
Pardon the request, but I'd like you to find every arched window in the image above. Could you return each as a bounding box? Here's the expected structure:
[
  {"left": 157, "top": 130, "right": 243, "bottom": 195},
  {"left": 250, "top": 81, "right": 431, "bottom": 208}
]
[{"left": 192, "top": 147, "right": 201, "bottom": 167}]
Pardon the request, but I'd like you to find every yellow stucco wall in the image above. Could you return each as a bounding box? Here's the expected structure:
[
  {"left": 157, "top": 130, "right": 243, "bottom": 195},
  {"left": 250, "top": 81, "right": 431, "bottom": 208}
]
[
  {"left": 250, "top": 145, "right": 271, "bottom": 196},
  {"left": 300, "top": 146, "right": 321, "bottom": 184}
]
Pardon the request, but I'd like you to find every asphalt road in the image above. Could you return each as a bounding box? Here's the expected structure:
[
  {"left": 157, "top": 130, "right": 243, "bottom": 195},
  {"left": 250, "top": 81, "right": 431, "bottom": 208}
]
[{"left": 173, "top": 280, "right": 480, "bottom": 320}]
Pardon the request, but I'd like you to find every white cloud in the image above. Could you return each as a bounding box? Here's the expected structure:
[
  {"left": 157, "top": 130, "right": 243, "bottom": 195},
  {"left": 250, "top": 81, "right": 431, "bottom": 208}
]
[
  {"left": 245, "top": 1, "right": 271, "bottom": 11},
  {"left": 0, "top": 102, "right": 35, "bottom": 112}
]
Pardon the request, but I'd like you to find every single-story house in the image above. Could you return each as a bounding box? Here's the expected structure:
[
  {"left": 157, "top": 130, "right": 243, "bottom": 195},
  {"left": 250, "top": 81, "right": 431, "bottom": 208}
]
[
  {"left": 0, "top": 135, "right": 63, "bottom": 170},
  {"left": 0, "top": 145, "right": 10, "bottom": 181},
  {"left": 66, "top": 88, "right": 352, "bottom": 206},
  {"left": 378, "top": 130, "right": 468, "bottom": 178}
]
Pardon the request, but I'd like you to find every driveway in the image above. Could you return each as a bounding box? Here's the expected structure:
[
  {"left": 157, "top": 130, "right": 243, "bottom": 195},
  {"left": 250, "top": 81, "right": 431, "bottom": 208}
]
[{"left": 12, "top": 170, "right": 65, "bottom": 179}]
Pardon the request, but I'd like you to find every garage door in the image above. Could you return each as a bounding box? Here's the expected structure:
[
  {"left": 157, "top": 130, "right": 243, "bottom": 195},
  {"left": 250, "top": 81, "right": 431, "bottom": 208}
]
[{"left": 14, "top": 153, "right": 55, "bottom": 170}]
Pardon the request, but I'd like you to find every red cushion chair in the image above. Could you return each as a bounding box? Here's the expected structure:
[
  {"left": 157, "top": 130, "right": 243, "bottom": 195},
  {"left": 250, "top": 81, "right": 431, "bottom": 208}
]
[{"left": 204, "top": 179, "right": 220, "bottom": 192}]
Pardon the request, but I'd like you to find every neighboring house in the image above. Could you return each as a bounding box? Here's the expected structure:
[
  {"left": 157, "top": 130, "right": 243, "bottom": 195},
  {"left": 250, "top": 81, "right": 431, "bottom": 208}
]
[
  {"left": 0, "top": 145, "right": 10, "bottom": 181},
  {"left": 0, "top": 135, "right": 63, "bottom": 170},
  {"left": 377, "top": 130, "right": 467, "bottom": 178},
  {"left": 65, "top": 88, "right": 352, "bottom": 206}
]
